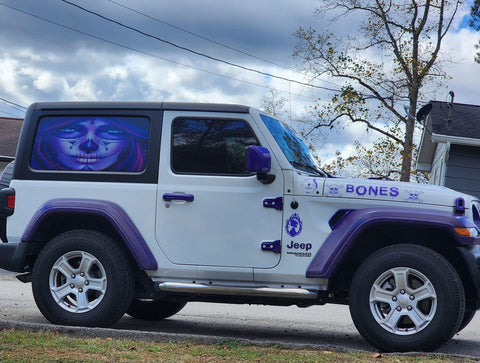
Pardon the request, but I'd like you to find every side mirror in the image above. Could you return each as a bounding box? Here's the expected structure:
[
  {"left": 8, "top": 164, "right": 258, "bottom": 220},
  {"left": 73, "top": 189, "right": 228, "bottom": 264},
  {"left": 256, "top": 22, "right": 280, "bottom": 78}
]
[
  {"left": 246, "top": 145, "right": 271, "bottom": 173},
  {"left": 246, "top": 146, "right": 275, "bottom": 184}
]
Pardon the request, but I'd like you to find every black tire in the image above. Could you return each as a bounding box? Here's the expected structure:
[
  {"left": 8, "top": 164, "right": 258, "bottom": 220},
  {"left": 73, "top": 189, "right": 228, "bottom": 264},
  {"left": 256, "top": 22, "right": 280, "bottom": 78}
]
[
  {"left": 349, "top": 244, "right": 465, "bottom": 352},
  {"left": 457, "top": 305, "right": 476, "bottom": 333},
  {"left": 32, "top": 230, "right": 135, "bottom": 327},
  {"left": 127, "top": 299, "right": 187, "bottom": 320},
  {"left": 0, "top": 161, "right": 14, "bottom": 189}
]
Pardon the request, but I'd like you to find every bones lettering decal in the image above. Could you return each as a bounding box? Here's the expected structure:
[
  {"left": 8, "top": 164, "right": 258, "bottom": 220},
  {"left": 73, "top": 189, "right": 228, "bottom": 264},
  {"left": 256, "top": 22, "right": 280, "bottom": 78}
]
[
  {"left": 285, "top": 213, "right": 303, "bottom": 237},
  {"left": 31, "top": 116, "right": 150, "bottom": 172},
  {"left": 346, "top": 184, "right": 399, "bottom": 197}
]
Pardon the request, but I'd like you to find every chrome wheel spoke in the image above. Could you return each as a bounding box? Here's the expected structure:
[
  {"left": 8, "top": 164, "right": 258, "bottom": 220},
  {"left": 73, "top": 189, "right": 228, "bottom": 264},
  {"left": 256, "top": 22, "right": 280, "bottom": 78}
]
[
  {"left": 54, "top": 257, "right": 75, "bottom": 279},
  {"left": 382, "top": 309, "right": 403, "bottom": 331},
  {"left": 86, "top": 277, "right": 107, "bottom": 293},
  {"left": 370, "top": 284, "right": 395, "bottom": 304},
  {"left": 412, "top": 282, "right": 436, "bottom": 302},
  {"left": 391, "top": 268, "right": 408, "bottom": 293},
  {"left": 407, "top": 305, "right": 430, "bottom": 331},
  {"left": 78, "top": 253, "right": 97, "bottom": 275},
  {"left": 75, "top": 290, "right": 90, "bottom": 312},
  {"left": 52, "top": 283, "right": 73, "bottom": 301}
]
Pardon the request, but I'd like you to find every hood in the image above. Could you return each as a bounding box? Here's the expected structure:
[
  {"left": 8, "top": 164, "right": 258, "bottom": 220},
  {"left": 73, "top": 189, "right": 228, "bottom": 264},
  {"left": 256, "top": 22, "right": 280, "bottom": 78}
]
[{"left": 296, "top": 175, "right": 476, "bottom": 208}]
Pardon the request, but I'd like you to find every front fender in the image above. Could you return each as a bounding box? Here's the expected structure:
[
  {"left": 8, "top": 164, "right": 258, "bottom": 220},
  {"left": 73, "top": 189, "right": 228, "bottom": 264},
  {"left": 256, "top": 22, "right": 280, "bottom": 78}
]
[
  {"left": 306, "top": 208, "right": 480, "bottom": 278},
  {"left": 22, "top": 199, "right": 158, "bottom": 270}
]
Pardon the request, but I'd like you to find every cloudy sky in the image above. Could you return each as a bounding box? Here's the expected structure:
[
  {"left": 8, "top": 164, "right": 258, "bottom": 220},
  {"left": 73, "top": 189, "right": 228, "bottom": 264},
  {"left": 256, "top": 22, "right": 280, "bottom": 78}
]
[{"left": 0, "top": 0, "right": 479, "bottom": 163}]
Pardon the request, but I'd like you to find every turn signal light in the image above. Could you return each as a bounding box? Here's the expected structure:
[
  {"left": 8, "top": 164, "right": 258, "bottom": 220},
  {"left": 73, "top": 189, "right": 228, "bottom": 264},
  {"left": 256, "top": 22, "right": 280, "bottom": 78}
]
[{"left": 455, "top": 227, "right": 479, "bottom": 237}]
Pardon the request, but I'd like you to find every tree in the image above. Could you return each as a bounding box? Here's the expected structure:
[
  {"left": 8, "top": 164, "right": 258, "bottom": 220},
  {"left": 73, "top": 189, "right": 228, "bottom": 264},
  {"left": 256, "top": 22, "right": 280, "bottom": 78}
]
[
  {"left": 261, "top": 88, "right": 288, "bottom": 117},
  {"left": 294, "top": 0, "right": 461, "bottom": 181},
  {"left": 470, "top": 0, "right": 480, "bottom": 63},
  {"left": 321, "top": 127, "right": 428, "bottom": 183}
]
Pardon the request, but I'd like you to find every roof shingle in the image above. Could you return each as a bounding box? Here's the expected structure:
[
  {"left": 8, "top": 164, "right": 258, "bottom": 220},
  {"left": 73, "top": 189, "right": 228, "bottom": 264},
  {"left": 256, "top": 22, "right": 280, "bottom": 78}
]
[{"left": 0, "top": 117, "right": 23, "bottom": 157}]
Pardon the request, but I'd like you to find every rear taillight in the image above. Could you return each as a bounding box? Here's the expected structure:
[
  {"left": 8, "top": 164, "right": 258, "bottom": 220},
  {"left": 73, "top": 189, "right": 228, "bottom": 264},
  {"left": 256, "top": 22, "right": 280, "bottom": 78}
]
[{"left": 7, "top": 195, "right": 14, "bottom": 210}]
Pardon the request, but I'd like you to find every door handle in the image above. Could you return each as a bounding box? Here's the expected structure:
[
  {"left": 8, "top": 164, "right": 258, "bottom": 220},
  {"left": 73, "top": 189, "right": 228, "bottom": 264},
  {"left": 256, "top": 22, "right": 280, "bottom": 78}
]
[{"left": 163, "top": 193, "right": 194, "bottom": 202}]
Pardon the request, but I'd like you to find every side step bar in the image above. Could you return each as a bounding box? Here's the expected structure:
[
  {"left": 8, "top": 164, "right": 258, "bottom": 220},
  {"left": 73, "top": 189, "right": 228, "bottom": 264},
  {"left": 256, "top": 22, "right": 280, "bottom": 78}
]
[{"left": 156, "top": 282, "right": 318, "bottom": 300}]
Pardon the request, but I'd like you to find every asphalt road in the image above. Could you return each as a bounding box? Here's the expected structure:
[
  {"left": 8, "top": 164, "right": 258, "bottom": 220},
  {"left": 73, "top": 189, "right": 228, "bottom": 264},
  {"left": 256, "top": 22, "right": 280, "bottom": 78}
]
[{"left": 1, "top": 271, "right": 480, "bottom": 357}]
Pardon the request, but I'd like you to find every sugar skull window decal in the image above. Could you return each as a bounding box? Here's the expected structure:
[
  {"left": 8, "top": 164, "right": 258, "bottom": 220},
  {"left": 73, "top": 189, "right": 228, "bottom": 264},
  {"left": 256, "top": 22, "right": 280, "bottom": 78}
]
[{"left": 31, "top": 116, "right": 150, "bottom": 172}]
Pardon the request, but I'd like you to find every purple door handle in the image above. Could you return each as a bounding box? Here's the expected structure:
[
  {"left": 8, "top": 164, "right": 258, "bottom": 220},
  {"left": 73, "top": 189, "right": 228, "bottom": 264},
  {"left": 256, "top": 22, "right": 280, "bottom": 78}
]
[{"left": 163, "top": 193, "right": 194, "bottom": 202}]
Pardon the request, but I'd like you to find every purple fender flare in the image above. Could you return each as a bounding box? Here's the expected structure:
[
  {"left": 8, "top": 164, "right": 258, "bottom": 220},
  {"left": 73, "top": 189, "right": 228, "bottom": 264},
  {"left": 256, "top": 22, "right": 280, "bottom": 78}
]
[
  {"left": 22, "top": 199, "right": 158, "bottom": 270},
  {"left": 306, "top": 207, "right": 480, "bottom": 279}
]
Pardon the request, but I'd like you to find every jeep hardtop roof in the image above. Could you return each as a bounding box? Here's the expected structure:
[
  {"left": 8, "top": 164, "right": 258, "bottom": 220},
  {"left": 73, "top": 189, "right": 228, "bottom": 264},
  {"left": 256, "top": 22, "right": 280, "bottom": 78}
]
[{"left": 31, "top": 102, "right": 250, "bottom": 113}]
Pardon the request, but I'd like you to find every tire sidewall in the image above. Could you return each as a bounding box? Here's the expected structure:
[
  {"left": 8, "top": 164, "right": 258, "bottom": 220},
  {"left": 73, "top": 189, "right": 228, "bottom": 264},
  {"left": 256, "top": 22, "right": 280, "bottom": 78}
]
[
  {"left": 32, "top": 230, "right": 134, "bottom": 327},
  {"left": 127, "top": 299, "right": 187, "bottom": 320},
  {"left": 349, "top": 245, "right": 465, "bottom": 352}
]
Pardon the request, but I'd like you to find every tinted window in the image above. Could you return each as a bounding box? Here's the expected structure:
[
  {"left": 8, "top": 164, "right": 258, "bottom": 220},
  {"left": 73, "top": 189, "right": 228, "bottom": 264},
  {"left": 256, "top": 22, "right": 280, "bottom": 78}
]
[
  {"left": 31, "top": 116, "right": 150, "bottom": 172},
  {"left": 260, "top": 114, "right": 317, "bottom": 168},
  {"left": 172, "top": 118, "right": 259, "bottom": 174}
]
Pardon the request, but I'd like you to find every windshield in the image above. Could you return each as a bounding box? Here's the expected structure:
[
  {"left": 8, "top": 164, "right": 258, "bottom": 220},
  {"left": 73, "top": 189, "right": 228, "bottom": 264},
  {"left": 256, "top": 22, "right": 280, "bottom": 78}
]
[{"left": 260, "top": 114, "right": 323, "bottom": 175}]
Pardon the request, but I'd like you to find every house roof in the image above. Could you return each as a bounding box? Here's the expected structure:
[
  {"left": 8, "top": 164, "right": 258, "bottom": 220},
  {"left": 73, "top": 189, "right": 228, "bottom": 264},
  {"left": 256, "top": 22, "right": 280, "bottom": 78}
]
[
  {"left": 417, "top": 101, "right": 480, "bottom": 171},
  {"left": 428, "top": 101, "right": 480, "bottom": 139},
  {"left": 0, "top": 117, "right": 23, "bottom": 159}
]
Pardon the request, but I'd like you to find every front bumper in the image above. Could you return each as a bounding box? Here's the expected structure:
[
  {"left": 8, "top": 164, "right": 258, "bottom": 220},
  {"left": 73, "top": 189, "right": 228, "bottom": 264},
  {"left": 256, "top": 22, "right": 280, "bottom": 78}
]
[{"left": 458, "top": 247, "right": 480, "bottom": 309}]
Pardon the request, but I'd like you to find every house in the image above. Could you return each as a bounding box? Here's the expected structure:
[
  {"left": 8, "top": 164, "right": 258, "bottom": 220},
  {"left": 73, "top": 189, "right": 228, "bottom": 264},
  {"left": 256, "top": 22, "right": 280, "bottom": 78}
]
[
  {"left": 417, "top": 101, "right": 480, "bottom": 198},
  {"left": 0, "top": 117, "right": 23, "bottom": 175}
]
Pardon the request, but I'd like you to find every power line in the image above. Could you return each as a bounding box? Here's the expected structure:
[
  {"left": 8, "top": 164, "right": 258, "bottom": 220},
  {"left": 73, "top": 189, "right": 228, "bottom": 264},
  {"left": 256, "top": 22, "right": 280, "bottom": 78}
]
[
  {"left": 105, "top": 0, "right": 291, "bottom": 71},
  {"left": 0, "top": 1, "right": 323, "bottom": 102},
  {"left": 105, "top": 0, "right": 348, "bottom": 92},
  {"left": 0, "top": 96, "right": 27, "bottom": 110},
  {"left": 60, "top": 0, "right": 341, "bottom": 93}
]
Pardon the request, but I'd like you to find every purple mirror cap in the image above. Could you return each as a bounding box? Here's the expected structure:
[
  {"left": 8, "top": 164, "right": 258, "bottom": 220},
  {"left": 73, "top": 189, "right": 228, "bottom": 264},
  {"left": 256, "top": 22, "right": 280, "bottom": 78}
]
[{"left": 246, "top": 145, "right": 271, "bottom": 173}]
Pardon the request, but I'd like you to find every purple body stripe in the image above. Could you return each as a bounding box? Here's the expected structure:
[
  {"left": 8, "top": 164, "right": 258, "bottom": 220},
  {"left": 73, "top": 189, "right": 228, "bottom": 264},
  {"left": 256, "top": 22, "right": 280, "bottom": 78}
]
[
  {"left": 306, "top": 208, "right": 480, "bottom": 279},
  {"left": 22, "top": 199, "right": 158, "bottom": 270}
]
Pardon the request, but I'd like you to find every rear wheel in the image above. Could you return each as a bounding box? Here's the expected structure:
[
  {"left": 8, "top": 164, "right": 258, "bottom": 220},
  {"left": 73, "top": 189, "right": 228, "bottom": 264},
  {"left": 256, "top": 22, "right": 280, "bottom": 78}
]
[
  {"left": 349, "top": 244, "right": 465, "bottom": 352},
  {"left": 127, "top": 299, "right": 187, "bottom": 320},
  {"left": 32, "top": 230, "right": 135, "bottom": 327}
]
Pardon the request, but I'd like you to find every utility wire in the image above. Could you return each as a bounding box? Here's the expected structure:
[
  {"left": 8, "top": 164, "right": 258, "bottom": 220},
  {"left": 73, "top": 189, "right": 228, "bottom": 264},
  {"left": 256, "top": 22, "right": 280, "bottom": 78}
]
[
  {"left": 0, "top": 1, "right": 324, "bottom": 102},
  {"left": 0, "top": 96, "right": 27, "bottom": 110},
  {"left": 60, "top": 0, "right": 341, "bottom": 93},
  {"left": 105, "top": 0, "right": 348, "bottom": 92},
  {"left": 106, "top": 0, "right": 291, "bottom": 71}
]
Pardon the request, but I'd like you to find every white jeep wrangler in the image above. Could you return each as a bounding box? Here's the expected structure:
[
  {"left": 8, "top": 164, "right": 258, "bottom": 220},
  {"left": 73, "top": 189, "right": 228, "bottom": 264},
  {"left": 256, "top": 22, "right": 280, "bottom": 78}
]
[{"left": 1, "top": 102, "right": 480, "bottom": 352}]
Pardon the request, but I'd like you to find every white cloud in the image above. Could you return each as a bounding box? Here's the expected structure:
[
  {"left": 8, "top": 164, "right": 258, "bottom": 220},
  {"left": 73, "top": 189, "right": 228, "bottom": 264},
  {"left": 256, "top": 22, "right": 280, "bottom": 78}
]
[{"left": 65, "top": 79, "right": 98, "bottom": 101}]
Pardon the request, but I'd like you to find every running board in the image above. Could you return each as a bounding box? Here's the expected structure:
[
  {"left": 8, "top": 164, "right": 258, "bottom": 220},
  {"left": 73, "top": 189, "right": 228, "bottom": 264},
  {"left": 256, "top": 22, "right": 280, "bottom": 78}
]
[{"left": 156, "top": 282, "right": 318, "bottom": 300}]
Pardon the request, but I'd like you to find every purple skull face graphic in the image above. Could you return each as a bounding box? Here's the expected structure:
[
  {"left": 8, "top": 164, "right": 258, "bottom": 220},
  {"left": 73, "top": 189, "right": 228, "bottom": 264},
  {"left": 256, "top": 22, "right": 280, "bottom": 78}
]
[
  {"left": 52, "top": 119, "right": 128, "bottom": 171},
  {"left": 31, "top": 116, "right": 149, "bottom": 172}
]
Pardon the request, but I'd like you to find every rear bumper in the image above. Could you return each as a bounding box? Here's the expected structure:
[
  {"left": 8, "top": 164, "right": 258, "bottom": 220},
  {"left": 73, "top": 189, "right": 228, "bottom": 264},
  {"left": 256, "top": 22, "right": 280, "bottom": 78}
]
[
  {"left": 0, "top": 242, "right": 35, "bottom": 273},
  {"left": 0, "top": 187, "right": 15, "bottom": 242}
]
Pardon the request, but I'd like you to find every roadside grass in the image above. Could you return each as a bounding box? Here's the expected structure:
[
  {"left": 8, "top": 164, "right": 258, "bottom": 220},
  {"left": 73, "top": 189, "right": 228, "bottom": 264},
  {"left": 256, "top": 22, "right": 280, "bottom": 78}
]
[{"left": 0, "top": 329, "right": 476, "bottom": 362}]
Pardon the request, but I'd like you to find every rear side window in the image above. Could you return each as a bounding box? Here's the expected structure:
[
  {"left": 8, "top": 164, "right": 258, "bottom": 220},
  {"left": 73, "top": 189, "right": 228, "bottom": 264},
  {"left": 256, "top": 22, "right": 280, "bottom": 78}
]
[
  {"left": 172, "top": 118, "right": 259, "bottom": 175},
  {"left": 31, "top": 116, "right": 150, "bottom": 172}
]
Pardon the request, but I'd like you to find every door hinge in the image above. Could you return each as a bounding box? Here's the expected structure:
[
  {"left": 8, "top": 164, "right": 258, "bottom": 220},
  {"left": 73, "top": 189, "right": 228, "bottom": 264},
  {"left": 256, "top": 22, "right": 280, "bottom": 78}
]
[
  {"left": 261, "top": 240, "right": 281, "bottom": 254},
  {"left": 263, "top": 197, "right": 283, "bottom": 211}
]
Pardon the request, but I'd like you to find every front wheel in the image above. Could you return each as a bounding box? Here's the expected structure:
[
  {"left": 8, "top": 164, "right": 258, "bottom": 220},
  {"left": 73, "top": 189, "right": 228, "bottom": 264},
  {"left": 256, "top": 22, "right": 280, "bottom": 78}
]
[
  {"left": 32, "top": 230, "right": 135, "bottom": 327},
  {"left": 349, "top": 244, "right": 465, "bottom": 352}
]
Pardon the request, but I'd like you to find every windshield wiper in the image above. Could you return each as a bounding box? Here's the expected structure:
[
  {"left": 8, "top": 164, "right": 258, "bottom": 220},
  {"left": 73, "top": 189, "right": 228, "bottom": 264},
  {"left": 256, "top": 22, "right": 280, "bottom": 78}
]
[{"left": 289, "top": 161, "right": 327, "bottom": 177}]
